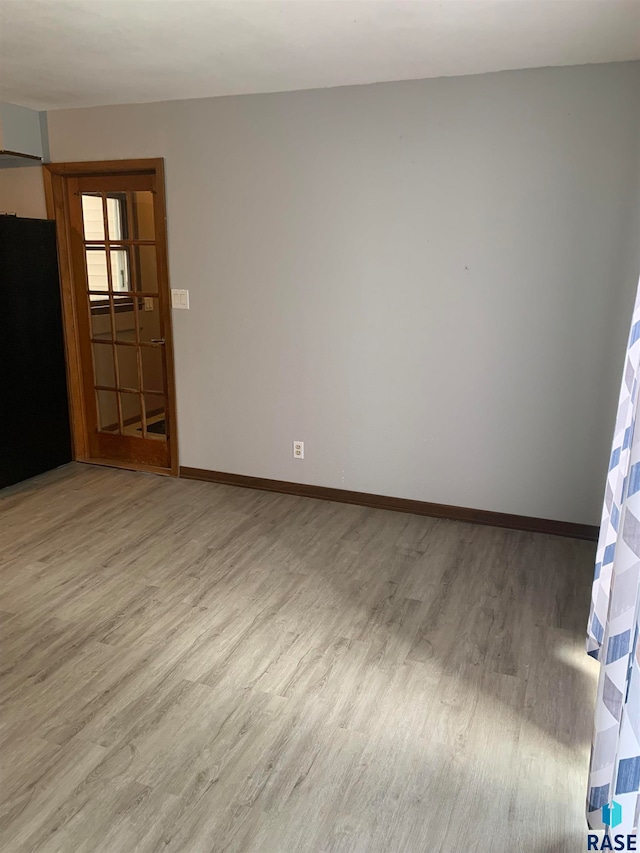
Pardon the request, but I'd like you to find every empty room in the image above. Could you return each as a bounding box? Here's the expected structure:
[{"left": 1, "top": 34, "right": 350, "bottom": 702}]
[{"left": 1, "top": 1, "right": 639, "bottom": 851}]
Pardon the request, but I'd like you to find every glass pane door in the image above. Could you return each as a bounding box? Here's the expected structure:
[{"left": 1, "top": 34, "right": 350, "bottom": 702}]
[{"left": 69, "top": 171, "right": 172, "bottom": 470}]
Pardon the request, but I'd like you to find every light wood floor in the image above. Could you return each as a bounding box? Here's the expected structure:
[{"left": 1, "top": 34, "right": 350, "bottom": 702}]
[{"left": 0, "top": 463, "right": 598, "bottom": 852}]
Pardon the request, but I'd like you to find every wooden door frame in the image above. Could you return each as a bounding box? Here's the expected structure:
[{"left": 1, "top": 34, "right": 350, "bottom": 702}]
[{"left": 43, "top": 158, "right": 179, "bottom": 476}]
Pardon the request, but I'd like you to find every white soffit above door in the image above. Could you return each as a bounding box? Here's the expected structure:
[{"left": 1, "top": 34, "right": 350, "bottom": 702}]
[{"left": 1, "top": 0, "right": 639, "bottom": 110}]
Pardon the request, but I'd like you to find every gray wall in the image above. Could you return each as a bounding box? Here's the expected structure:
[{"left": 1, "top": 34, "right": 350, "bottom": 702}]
[{"left": 45, "top": 62, "right": 640, "bottom": 524}]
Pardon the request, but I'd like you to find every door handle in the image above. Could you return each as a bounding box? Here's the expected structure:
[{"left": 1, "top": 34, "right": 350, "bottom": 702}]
[{"left": 151, "top": 338, "right": 165, "bottom": 345}]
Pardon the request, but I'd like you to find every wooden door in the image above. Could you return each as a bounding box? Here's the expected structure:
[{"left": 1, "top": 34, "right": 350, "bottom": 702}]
[{"left": 52, "top": 163, "right": 177, "bottom": 472}]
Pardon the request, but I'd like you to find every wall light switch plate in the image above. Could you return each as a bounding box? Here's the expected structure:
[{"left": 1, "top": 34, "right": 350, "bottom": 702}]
[
  {"left": 171, "top": 289, "right": 190, "bottom": 309},
  {"left": 293, "top": 441, "right": 304, "bottom": 459}
]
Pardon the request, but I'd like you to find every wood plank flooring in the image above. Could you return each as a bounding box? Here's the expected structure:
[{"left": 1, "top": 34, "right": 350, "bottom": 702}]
[{"left": 0, "top": 463, "right": 598, "bottom": 852}]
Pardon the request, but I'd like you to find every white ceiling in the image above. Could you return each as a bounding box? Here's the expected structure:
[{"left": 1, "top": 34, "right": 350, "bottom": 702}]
[{"left": 1, "top": 0, "right": 639, "bottom": 111}]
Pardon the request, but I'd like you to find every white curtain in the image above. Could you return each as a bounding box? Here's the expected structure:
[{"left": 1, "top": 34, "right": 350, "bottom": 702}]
[{"left": 587, "top": 277, "right": 640, "bottom": 834}]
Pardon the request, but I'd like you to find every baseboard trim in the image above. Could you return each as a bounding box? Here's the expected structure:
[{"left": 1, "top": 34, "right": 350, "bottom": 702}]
[{"left": 179, "top": 466, "right": 599, "bottom": 541}]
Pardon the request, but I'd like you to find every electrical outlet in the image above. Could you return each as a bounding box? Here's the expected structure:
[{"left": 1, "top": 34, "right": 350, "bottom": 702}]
[
  {"left": 293, "top": 441, "right": 304, "bottom": 459},
  {"left": 143, "top": 296, "right": 154, "bottom": 311}
]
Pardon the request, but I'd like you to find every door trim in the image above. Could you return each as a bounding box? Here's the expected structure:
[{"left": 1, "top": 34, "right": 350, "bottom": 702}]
[{"left": 43, "top": 158, "right": 179, "bottom": 476}]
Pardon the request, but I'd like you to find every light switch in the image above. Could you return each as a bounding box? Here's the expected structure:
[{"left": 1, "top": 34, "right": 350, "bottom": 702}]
[{"left": 171, "top": 289, "right": 190, "bottom": 309}]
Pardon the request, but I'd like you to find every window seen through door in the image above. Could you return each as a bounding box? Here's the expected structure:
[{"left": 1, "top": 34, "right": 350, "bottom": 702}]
[{"left": 82, "top": 194, "right": 131, "bottom": 301}]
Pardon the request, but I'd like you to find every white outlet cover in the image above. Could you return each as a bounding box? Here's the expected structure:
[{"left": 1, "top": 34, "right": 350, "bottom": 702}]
[{"left": 293, "top": 441, "right": 304, "bottom": 459}]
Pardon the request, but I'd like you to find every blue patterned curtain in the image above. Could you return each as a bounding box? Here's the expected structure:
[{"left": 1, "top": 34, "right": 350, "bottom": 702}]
[{"left": 587, "top": 277, "right": 640, "bottom": 834}]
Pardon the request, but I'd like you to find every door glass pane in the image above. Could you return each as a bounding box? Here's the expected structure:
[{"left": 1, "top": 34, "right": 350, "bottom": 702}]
[
  {"left": 107, "top": 194, "right": 127, "bottom": 240},
  {"left": 141, "top": 346, "right": 164, "bottom": 393},
  {"left": 90, "top": 302, "right": 112, "bottom": 340},
  {"left": 120, "top": 391, "right": 142, "bottom": 433},
  {"left": 110, "top": 247, "right": 131, "bottom": 294},
  {"left": 132, "top": 191, "right": 155, "bottom": 239},
  {"left": 86, "top": 247, "right": 109, "bottom": 293},
  {"left": 144, "top": 393, "right": 166, "bottom": 439},
  {"left": 96, "top": 390, "right": 119, "bottom": 432},
  {"left": 82, "top": 194, "right": 104, "bottom": 241},
  {"left": 92, "top": 342, "right": 115, "bottom": 387},
  {"left": 114, "top": 305, "right": 137, "bottom": 342},
  {"left": 115, "top": 344, "right": 139, "bottom": 391},
  {"left": 137, "top": 297, "right": 162, "bottom": 343},
  {"left": 134, "top": 245, "right": 158, "bottom": 293}
]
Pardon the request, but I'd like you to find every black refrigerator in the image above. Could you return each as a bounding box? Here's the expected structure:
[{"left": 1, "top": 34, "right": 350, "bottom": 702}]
[{"left": 0, "top": 215, "right": 72, "bottom": 489}]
